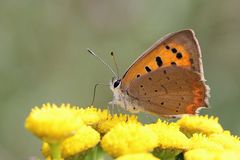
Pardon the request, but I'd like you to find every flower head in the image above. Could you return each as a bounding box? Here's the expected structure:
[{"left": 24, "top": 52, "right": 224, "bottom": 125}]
[
  {"left": 101, "top": 123, "right": 158, "bottom": 157},
  {"left": 62, "top": 125, "right": 100, "bottom": 158},
  {"left": 45, "top": 157, "right": 64, "bottom": 160},
  {"left": 116, "top": 153, "right": 160, "bottom": 160},
  {"left": 209, "top": 131, "right": 240, "bottom": 151},
  {"left": 184, "top": 149, "right": 215, "bottom": 160},
  {"left": 184, "top": 149, "right": 240, "bottom": 160},
  {"left": 189, "top": 133, "right": 223, "bottom": 151},
  {"left": 42, "top": 125, "right": 100, "bottom": 158},
  {"left": 147, "top": 119, "right": 190, "bottom": 151},
  {"left": 96, "top": 114, "right": 139, "bottom": 134},
  {"left": 76, "top": 106, "right": 110, "bottom": 126},
  {"left": 216, "top": 150, "right": 240, "bottom": 160},
  {"left": 177, "top": 115, "right": 223, "bottom": 136},
  {"left": 25, "top": 103, "right": 83, "bottom": 143}
]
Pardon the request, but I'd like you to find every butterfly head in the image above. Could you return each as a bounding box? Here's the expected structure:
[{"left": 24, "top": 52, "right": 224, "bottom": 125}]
[
  {"left": 111, "top": 78, "right": 121, "bottom": 90},
  {"left": 110, "top": 78, "right": 123, "bottom": 106},
  {"left": 110, "top": 77, "right": 122, "bottom": 102},
  {"left": 110, "top": 77, "right": 143, "bottom": 113}
]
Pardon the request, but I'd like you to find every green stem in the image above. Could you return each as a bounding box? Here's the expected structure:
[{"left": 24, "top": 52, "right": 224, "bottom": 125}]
[
  {"left": 153, "top": 148, "right": 182, "bottom": 160},
  {"left": 49, "top": 142, "right": 62, "bottom": 160},
  {"left": 84, "top": 145, "right": 105, "bottom": 160}
]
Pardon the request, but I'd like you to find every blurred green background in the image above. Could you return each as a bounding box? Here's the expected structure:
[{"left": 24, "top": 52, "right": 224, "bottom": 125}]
[{"left": 0, "top": 0, "right": 240, "bottom": 159}]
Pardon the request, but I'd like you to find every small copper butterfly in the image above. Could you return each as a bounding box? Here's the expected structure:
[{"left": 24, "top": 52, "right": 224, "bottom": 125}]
[
  {"left": 89, "top": 29, "right": 209, "bottom": 117},
  {"left": 109, "top": 29, "right": 209, "bottom": 117}
]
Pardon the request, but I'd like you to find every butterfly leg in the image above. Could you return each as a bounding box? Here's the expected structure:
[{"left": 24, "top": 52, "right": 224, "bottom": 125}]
[
  {"left": 112, "top": 101, "right": 121, "bottom": 115},
  {"left": 108, "top": 101, "right": 112, "bottom": 115},
  {"left": 108, "top": 101, "right": 115, "bottom": 115},
  {"left": 122, "top": 99, "right": 128, "bottom": 111},
  {"left": 115, "top": 104, "right": 121, "bottom": 114}
]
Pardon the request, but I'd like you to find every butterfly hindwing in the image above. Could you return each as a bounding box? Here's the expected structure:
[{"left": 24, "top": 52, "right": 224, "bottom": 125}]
[{"left": 127, "top": 66, "right": 208, "bottom": 116}]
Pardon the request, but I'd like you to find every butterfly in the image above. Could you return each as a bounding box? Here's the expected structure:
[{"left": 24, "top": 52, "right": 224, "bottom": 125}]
[{"left": 109, "top": 29, "right": 209, "bottom": 117}]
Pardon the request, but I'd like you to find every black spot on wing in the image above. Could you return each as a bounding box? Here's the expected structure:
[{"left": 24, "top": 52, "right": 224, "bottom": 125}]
[
  {"left": 145, "top": 66, "right": 151, "bottom": 72},
  {"left": 176, "top": 53, "right": 183, "bottom": 59},
  {"left": 171, "top": 48, "right": 177, "bottom": 53},
  {"left": 156, "top": 56, "right": 163, "bottom": 67}
]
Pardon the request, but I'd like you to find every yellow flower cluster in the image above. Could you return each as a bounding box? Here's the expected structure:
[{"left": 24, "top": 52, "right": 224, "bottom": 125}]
[
  {"left": 42, "top": 125, "right": 100, "bottom": 158},
  {"left": 96, "top": 113, "right": 139, "bottom": 134},
  {"left": 177, "top": 115, "right": 223, "bottom": 136},
  {"left": 146, "top": 120, "right": 190, "bottom": 151},
  {"left": 185, "top": 149, "right": 240, "bottom": 160},
  {"left": 25, "top": 104, "right": 104, "bottom": 160},
  {"left": 25, "top": 103, "right": 83, "bottom": 143},
  {"left": 101, "top": 123, "right": 158, "bottom": 157},
  {"left": 76, "top": 106, "right": 109, "bottom": 126},
  {"left": 189, "top": 133, "right": 223, "bottom": 151},
  {"left": 116, "top": 153, "right": 159, "bottom": 160},
  {"left": 25, "top": 104, "right": 240, "bottom": 160},
  {"left": 209, "top": 131, "right": 240, "bottom": 151},
  {"left": 179, "top": 116, "right": 240, "bottom": 160}
]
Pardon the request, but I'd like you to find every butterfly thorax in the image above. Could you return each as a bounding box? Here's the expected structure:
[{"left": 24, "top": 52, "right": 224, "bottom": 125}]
[{"left": 110, "top": 79, "right": 143, "bottom": 113}]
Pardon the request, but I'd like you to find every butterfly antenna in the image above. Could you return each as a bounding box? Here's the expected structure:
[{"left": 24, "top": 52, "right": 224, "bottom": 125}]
[
  {"left": 110, "top": 51, "right": 120, "bottom": 79},
  {"left": 87, "top": 49, "right": 118, "bottom": 78}
]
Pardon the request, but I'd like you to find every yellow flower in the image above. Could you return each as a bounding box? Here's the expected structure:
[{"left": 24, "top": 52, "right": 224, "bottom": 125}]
[
  {"left": 45, "top": 157, "right": 51, "bottom": 160},
  {"left": 61, "top": 125, "right": 100, "bottom": 158},
  {"left": 96, "top": 114, "right": 139, "bottom": 134},
  {"left": 42, "top": 125, "right": 100, "bottom": 158},
  {"left": 42, "top": 142, "right": 50, "bottom": 158},
  {"left": 216, "top": 150, "right": 240, "bottom": 160},
  {"left": 25, "top": 103, "right": 83, "bottom": 143},
  {"left": 184, "top": 149, "right": 215, "bottom": 160},
  {"left": 116, "top": 153, "right": 160, "bottom": 160},
  {"left": 45, "top": 156, "right": 64, "bottom": 160},
  {"left": 177, "top": 115, "right": 223, "bottom": 136},
  {"left": 101, "top": 123, "right": 158, "bottom": 157},
  {"left": 185, "top": 149, "right": 240, "bottom": 160},
  {"left": 189, "top": 133, "right": 223, "bottom": 151},
  {"left": 147, "top": 119, "right": 190, "bottom": 150},
  {"left": 45, "top": 157, "right": 64, "bottom": 160},
  {"left": 209, "top": 131, "right": 240, "bottom": 151},
  {"left": 76, "top": 106, "right": 110, "bottom": 126}
]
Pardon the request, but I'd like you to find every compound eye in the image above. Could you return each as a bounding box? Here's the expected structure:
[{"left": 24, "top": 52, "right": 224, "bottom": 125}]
[{"left": 113, "top": 80, "right": 121, "bottom": 88}]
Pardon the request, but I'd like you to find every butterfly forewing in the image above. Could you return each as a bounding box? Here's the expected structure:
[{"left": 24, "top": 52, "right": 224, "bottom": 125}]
[
  {"left": 127, "top": 67, "right": 208, "bottom": 116},
  {"left": 120, "top": 29, "right": 204, "bottom": 91}
]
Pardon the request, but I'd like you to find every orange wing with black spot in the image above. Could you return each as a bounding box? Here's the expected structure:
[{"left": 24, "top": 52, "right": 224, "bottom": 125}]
[{"left": 121, "top": 29, "right": 204, "bottom": 90}]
